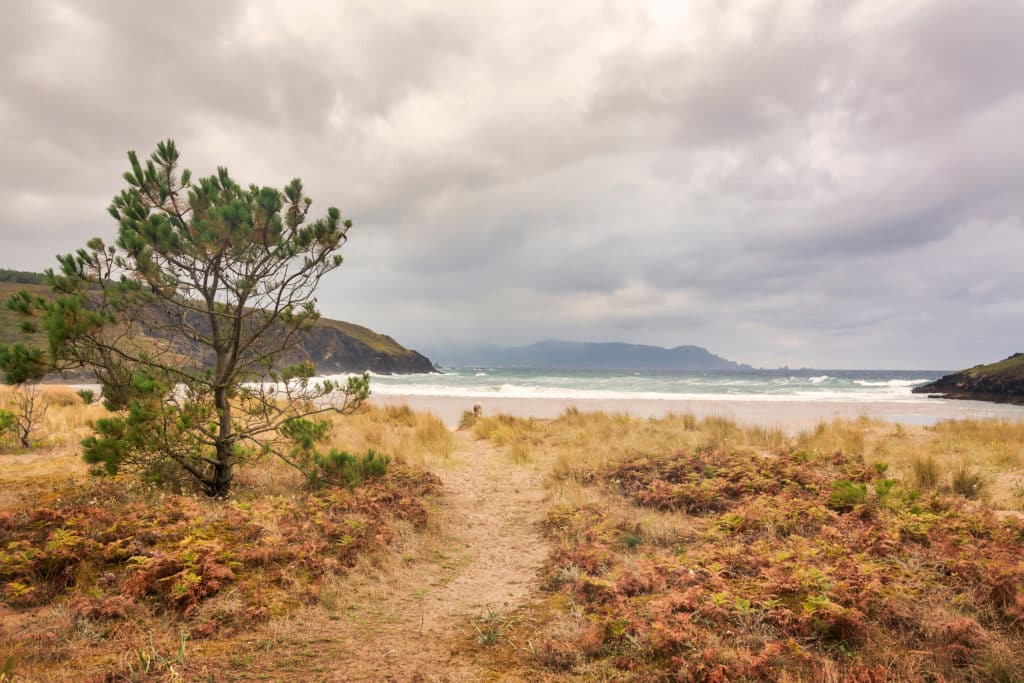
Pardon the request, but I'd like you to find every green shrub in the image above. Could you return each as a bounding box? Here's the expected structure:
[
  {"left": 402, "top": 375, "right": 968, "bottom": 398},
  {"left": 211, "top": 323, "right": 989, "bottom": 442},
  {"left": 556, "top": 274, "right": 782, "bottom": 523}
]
[
  {"left": 874, "top": 478, "right": 897, "bottom": 499},
  {"left": 308, "top": 449, "right": 390, "bottom": 489},
  {"left": 0, "top": 409, "right": 14, "bottom": 443},
  {"left": 827, "top": 480, "right": 868, "bottom": 512},
  {"left": 76, "top": 389, "right": 95, "bottom": 405}
]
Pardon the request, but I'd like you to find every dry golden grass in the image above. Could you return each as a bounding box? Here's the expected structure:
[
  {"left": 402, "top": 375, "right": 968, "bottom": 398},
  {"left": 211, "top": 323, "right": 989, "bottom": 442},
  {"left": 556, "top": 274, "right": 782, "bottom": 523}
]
[
  {"left": 470, "top": 408, "right": 1024, "bottom": 681},
  {"left": 471, "top": 409, "right": 1024, "bottom": 511},
  {"left": 0, "top": 384, "right": 102, "bottom": 448},
  {"left": 0, "top": 392, "right": 453, "bottom": 501},
  {"left": 324, "top": 403, "right": 454, "bottom": 467},
  {"left": 472, "top": 409, "right": 716, "bottom": 480},
  {"left": 794, "top": 416, "right": 1024, "bottom": 509},
  {"left": 0, "top": 385, "right": 108, "bottom": 506},
  {"left": 6, "top": 393, "right": 1021, "bottom": 512},
  {"left": 910, "top": 452, "right": 942, "bottom": 490},
  {"left": 548, "top": 479, "right": 699, "bottom": 550},
  {"left": 228, "top": 404, "right": 455, "bottom": 497}
]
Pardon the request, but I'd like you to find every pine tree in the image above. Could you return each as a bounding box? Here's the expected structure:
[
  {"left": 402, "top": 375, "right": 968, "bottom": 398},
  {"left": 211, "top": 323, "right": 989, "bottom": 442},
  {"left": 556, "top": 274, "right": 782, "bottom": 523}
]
[{"left": 0, "top": 140, "right": 369, "bottom": 495}]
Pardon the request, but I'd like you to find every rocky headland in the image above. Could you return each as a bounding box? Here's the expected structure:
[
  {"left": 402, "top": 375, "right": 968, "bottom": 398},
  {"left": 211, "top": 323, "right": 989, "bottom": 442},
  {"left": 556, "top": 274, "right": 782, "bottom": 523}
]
[
  {"left": 1, "top": 271, "right": 436, "bottom": 376},
  {"left": 912, "top": 353, "right": 1024, "bottom": 404}
]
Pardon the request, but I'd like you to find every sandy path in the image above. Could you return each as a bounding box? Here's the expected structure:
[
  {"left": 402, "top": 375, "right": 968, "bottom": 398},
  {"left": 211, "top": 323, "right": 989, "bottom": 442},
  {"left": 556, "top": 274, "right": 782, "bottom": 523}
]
[
  {"left": 420, "top": 436, "right": 549, "bottom": 629},
  {"left": 203, "top": 432, "right": 548, "bottom": 681}
]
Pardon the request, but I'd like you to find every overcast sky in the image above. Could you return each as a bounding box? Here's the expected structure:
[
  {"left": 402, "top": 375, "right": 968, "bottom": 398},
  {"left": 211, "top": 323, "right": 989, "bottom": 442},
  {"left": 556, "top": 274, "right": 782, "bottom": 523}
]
[{"left": 2, "top": 1, "right": 1023, "bottom": 369}]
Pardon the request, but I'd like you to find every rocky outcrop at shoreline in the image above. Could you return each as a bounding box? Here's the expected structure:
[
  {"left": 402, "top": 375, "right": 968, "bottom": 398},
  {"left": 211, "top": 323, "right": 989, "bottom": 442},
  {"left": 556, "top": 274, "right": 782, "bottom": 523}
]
[{"left": 912, "top": 353, "right": 1024, "bottom": 405}]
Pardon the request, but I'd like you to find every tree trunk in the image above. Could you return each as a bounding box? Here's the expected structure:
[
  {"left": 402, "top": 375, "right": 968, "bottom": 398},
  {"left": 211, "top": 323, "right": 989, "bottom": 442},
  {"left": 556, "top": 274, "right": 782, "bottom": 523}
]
[
  {"left": 209, "top": 442, "right": 233, "bottom": 496},
  {"left": 211, "top": 384, "right": 234, "bottom": 496}
]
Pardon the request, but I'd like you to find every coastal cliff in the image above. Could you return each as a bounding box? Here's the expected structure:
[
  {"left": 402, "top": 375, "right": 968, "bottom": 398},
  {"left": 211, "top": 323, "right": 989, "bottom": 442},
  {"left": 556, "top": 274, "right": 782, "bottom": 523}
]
[
  {"left": 912, "top": 353, "right": 1024, "bottom": 404},
  {"left": 293, "top": 319, "right": 435, "bottom": 375}
]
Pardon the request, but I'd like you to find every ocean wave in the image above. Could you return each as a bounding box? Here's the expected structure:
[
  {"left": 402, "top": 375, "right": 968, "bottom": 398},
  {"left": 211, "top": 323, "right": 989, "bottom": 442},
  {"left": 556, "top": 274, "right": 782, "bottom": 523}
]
[
  {"left": 364, "top": 382, "right": 933, "bottom": 403},
  {"left": 853, "top": 379, "right": 930, "bottom": 387},
  {"left": 333, "top": 370, "right": 445, "bottom": 379},
  {"left": 362, "top": 370, "right": 442, "bottom": 377},
  {"left": 808, "top": 375, "right": 832, "bottom": 384}
]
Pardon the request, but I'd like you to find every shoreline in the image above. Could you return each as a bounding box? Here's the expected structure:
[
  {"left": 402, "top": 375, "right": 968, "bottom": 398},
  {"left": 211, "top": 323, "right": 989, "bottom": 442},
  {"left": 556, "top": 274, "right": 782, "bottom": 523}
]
[
  {"left": 369, "top": 393, "right": 1024, "bottom": 431},
  {"left": 57, "top": 381, "right": 1024, "bottom": 432}
]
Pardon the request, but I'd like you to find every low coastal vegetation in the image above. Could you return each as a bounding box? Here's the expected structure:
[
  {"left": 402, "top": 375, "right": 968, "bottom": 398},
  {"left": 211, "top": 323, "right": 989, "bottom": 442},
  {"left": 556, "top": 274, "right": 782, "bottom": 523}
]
[
  {"left": 2, "top": 392, "right": 1023, "bottom": 680},
  {"left": 0, "top": 389, "right": 448, "bottom": 680},
  {"left": 471, "top": 410, "right": 1024, "bottom": 681}
]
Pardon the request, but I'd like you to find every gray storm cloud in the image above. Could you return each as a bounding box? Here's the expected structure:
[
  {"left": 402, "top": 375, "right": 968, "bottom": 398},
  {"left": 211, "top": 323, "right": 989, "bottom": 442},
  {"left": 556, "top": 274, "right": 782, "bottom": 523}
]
[{"left": 1, "top": 0, "right": 1022, "bottom": 369}]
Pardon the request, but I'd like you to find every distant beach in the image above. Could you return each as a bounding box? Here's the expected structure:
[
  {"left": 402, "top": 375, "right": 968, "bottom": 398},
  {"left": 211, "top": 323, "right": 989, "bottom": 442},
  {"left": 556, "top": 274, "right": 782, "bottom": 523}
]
[
  {"left": 345, "top": 367, "right": 1017, "bottom": 429},
  {"left": 73, "top": 367, "right": 1024, "bottom": 430},
  {"left": 368, "top": 387, "right": 1024, "bottom": 431}
]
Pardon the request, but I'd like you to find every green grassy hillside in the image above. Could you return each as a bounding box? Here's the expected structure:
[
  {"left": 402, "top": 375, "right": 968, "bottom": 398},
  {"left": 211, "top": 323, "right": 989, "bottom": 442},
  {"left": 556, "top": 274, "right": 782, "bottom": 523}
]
[
  {"left": 913, "top": 353, "right": 1024, "bottom": 403},
  {"left": 0, "top": 271, "right": 433, "bottom": 374},
  {"left": 318, "top": 317, "right": 417, "bottom": 358},
  {"left": 963, "top": 353, "right": 1024, "bottom": 380}
]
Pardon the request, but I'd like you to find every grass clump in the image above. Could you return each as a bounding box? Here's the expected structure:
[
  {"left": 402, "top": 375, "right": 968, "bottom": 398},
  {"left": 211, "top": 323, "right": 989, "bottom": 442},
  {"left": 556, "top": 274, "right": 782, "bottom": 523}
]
[
  {"left": 911, "top": 452, "right": 943, "bottom": 490},
  {"left": 508, "top": 439, "right": 532, "bottom": 464},
  {"left": 699, "top": 415, "right": 741, "bottom": 445},
  {"left": 458, "top": 410, "right": 479, "bottom": 430},
  {"left": 743, "top": 424, "right": 788, "bottom": 451},
  {"left": 796, "top": 418, "right": 870, "bottom": 456},
  {"left": 472, "top": 610, "right": 506, "bottom": 646},
  {"left": 951, "top": 461, "right": 989, "bottom": 500},
  {"left": 320, "top": 404, "right": 453, "bottom": 468},
  {"left": 458, "top": 404, "right": 483, "bottom": 430}
]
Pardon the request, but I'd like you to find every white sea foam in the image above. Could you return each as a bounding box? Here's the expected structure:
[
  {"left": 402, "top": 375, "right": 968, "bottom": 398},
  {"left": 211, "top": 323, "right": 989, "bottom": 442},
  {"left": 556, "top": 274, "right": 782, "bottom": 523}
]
[
  {"left": 359, "top": 381, "right": 934, "bottom": 403},
  {"left": 312, "top": 367, "right": 947, "bottom": 404}
]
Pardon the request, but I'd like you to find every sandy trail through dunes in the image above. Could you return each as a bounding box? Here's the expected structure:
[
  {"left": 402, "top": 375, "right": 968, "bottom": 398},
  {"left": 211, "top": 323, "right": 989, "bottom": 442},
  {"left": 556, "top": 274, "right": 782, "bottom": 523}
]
[{"left": 198, "top": 432, "right": 548, "bottom": 682}]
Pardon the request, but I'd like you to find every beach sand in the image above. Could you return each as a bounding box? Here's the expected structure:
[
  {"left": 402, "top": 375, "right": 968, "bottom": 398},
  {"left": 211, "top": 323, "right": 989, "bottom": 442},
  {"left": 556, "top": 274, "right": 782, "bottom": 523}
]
[{"left": 370, "top": 393, "right": 1024, "bottom": 431}]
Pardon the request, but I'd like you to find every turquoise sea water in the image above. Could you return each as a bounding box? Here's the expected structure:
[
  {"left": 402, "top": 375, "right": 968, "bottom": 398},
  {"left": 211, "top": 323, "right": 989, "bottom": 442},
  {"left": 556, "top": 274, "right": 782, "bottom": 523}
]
[{"left": 346, "top": 367, "right": 948, "bottom": 403}]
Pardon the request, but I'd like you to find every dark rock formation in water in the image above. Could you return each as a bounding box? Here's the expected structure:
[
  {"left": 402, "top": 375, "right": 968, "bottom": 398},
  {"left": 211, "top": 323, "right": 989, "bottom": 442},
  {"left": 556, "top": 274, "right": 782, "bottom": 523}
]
[{"left": 912, "top": 353, "right": 1024, "bottom": 405}]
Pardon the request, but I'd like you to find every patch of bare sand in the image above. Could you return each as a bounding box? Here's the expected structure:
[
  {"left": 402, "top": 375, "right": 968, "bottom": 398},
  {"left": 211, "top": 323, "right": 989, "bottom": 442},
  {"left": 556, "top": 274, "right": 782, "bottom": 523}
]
[{"left": 195, "top": 432, "right": 548, "bottom": 681}]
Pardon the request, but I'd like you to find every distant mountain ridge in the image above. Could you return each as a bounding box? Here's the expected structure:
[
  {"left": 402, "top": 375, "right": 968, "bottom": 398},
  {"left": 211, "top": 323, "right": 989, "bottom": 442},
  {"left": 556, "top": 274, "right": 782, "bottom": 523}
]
[
  {"left": 0, "top": 270, "right": 435, "bottom": 376},
  {"left": 441, "top": 339, "right": 751, "bottom": 371}
]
